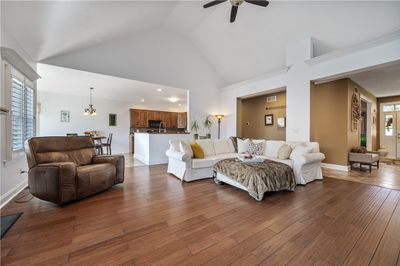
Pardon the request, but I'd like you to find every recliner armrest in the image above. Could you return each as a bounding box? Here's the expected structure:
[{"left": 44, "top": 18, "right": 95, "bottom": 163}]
[
  {"left": 92, "top": 155, "right": 125, "bottom": 184},
  {"left": 166, "top": 149, "right": 191, "bottom": 161},
  {"left": 29, "top": 162, "right": 77, "bottom": 204}
]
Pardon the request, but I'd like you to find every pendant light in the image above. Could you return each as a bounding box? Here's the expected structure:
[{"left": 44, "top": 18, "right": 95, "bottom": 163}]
[{"left": 84, "top": 87, "right": 96, "bottom": 116}]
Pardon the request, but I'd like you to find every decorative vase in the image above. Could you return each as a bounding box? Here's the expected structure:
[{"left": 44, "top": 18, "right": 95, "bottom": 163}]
[{"left": 194, "top": 134, "right": 199, "bottom": 140}]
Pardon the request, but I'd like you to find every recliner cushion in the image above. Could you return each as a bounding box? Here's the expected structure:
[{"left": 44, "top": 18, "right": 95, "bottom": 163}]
[{"left": 77, "top": 163, "right": 116, "bottom": 198}]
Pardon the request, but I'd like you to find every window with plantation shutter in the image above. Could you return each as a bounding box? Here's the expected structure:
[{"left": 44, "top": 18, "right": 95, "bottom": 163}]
[
  {"left": 11, "top": 77, "right": 36, "bottom": 151},
  {"left": 11, "top": 77, "right": 24, "bottom": 151}
]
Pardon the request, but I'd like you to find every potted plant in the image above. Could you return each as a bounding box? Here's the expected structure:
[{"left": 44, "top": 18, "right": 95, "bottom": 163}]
[
  {"left": 204, "top": 116, "right": 213, "bottom": 139},
  {"left": 191, "top": 120, "right": 200, "bottom": 139}
]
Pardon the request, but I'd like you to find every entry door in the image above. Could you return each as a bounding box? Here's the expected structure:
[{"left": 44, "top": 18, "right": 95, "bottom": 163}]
[{"left": 381, "top": 111, "right": 396, "bottom": 158}]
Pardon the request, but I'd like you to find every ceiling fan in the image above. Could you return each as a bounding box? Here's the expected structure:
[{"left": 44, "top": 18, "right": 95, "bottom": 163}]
[{"left": 203, "top": 0, "right": 269, "bottom": 23}]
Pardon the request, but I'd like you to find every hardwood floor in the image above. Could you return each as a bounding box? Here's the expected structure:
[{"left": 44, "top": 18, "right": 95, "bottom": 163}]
[
  {"left": 323, "top": 162, "right": 400, "bottom": 190},
  {"left": 1, "top": 164, "right": 400, "bottom": 265}
]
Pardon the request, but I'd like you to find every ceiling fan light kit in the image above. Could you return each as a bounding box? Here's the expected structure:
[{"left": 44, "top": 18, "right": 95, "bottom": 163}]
[{"left": 203, "top": 0, "right": 269, "bottom": 23}]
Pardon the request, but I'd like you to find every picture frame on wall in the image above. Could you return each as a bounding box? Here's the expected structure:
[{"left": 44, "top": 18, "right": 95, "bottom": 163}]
[
  {"left": 109, "top": 114, "right": 117, "bottom": 126},
  {"left": 265, "top": 114, "right": 273, "bottom": 126},
  {"left": 60, "top": 111, "right": 70, "bottom": 122},
  {"left": 277, "top": 117, "right": 286, "bottom": 128}
]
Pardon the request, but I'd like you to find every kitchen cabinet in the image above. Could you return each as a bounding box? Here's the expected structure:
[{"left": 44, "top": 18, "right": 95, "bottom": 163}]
[
  {"left": 130, "top": 109, "right": 187, "bottom": 129},
  {"left": 139, "top": 111, "right": 148, "bottom": 127},
  {"left": 177, "top": 112, "right": 187, "bottom": 128},
  {"left": 130, "top": 110, "right": 140, "bottom": 128}
]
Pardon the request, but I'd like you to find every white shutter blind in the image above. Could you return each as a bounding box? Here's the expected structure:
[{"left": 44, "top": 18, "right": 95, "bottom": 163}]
[
  {"left": 24, "top": 86, "right": 35, "bottom": 140},
  {"left": 10, "top": 76, "right": 36, "bottom": 152},
  {"left": 11, "top": 77, "right": 24, "bottom": 151}
]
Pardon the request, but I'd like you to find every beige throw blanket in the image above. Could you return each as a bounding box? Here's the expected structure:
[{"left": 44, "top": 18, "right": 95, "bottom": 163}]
[{"left": 214, "top": 158, "right": 296, "bottom": 201}]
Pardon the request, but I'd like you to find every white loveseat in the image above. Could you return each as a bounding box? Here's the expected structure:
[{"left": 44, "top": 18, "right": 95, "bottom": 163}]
[{"left": 165, "top": 139, "right": 325, "bottom": 185}]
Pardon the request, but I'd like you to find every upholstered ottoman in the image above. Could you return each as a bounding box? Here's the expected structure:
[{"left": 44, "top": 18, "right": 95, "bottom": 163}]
[{"left": 349, "top": 152, "right": 379, "bottom": 172}]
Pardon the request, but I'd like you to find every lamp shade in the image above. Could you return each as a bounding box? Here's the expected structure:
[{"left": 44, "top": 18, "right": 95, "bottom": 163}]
[{"left": 215, "top": 114, "right": 224, "bottom": 120}]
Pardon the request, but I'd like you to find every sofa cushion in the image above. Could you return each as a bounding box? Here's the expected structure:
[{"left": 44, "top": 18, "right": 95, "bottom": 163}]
[
  {"left": 191, "top": 143, "right": 205, "bottom": 159},
  {"left": 192, "top": 158, "right": 214, "bottom": 169},
  {"left": 77, "top": 163, "right": 116, "bottom": 198},
  {"left": 247, "top": 141, "right": 264, "bottom": 155},
  {"left": 290, "top": 145, "right": 313, "bottom": 160},
  {"left": 196, "top": 139, "right": 215, "bottom": 156},
  {"left": 277, "top": 144, "right": 292, "bottom": 159},
  {"left": 258, "top": 155, "right": 294, "bottom": 168},
  {"left": 264, "top": 140, "right": 285, "bottom": 158},
  {"left": 207, "top": 153, "right": 237, "bottom": 164},
  {"left": 180, "top": 141, "right": 193, "bottom": 158},
  {"left": 285, "top": 141, "right": 305, "bottom": 149},
  {"left": 214, "top": 139, "right": 232, "bottom": 154},
  {"left": 237, "top": 138, "right": 250, "bottom": 154}
]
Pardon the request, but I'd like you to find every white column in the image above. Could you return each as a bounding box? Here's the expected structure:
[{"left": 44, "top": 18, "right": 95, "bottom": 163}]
[{"left": 285, "top": 37, "right": 314, "bottom": 142}]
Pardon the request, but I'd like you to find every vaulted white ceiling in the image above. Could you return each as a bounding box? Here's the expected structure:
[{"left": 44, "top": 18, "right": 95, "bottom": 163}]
[{"left": 2, "top": 1, "right": 400, "bottom": 85}]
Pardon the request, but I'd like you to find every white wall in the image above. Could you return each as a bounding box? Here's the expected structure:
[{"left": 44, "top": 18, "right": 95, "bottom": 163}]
[
  {"left": 38, "top": 91, "right": 135, "bottom": 154},
  {"left": 220, "top": 32, "right": 400, "bottom": 141},
  {"left": 43, "top": 27, "right": 225, "bottom": 138},
  {"left": 1, "top": 28, "right": 36, "bottom": 207}
]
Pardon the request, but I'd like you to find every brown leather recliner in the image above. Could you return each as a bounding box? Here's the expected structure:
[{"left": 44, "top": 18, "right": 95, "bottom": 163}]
[{"left": 25, "top": 136, "right": 124, "bottom": 205}]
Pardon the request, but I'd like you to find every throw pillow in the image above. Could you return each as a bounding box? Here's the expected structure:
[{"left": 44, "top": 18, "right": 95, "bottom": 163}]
[
  {"left": 247, "top": 141, "right": 264, "bottom": 155},
  {"left": 277, "top": 144, "right": 292, "bottom": 159},
  {"left": 237, "top": 138, "right": 250, "bottom": 154},
  {"left": 289, "top": 145, "right": 313, "bottom": 160},
  {"left": 229, "top": 136, "right": 242, "bottom": 152},
  {"left": 180, "top": 141, "right": 193, "bottom": 158},
  {"left": 351, "top": 146, "right": 367, "bottom": 153},
  {"left": 191, "top": 143, "right": 205, "bottom": 159}
]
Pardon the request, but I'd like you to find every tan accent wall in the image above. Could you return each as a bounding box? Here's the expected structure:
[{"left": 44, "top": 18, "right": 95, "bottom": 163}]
[
  {"left": 311, "top": 79, "right": 349, "bottom": 165},
  {"left": 310, "top": 79, "right": 377, "bottom": 166},
  {"left": 238, "top": 91, "right": 286, "bottom": 140},
  {"left": 377, "top": 95, "right": 400, "bottom": 148}
]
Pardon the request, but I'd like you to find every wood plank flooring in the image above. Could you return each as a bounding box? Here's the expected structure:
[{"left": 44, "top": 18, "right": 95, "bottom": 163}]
[
  {"left": 323, "top": 162, "right": 400, "bottom": 190},
  {"left": 1, "top": 164, "right": 400, "bottom": 265}
]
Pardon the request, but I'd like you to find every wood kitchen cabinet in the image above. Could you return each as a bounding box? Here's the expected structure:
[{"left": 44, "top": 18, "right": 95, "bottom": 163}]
[
  {"left": 139, "top": 111, "right": 148, "bottom": 127},
  {"left": 177, "top": 112, "right": 187, "bottom": 128},
  {"left": 130, "top": 109, "right": 187, "bottom": 129},
  {"left": 130, "top": 109, "right": 140, "bottom": 128},
  {"left": 170, "top": 113, "right": 178, "bottom": 128}
]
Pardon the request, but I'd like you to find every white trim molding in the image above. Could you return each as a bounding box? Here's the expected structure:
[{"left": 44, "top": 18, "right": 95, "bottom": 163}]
[
  {"left": 321, "top": 163, "right": 350, "bottom": 172},
  {"left": 0, "top": 179, "right": 28, "bottom": 209}
]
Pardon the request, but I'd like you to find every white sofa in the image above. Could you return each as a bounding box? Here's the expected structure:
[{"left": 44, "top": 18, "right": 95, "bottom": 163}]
[{"left": 165, "top": 139, "right": 325, "bottom": 185}]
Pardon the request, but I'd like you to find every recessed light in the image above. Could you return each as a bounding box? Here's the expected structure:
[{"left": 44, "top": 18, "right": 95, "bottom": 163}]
[
  {"left": 178, "top": 103, "right": 182, "bottom": 106},
  {"left": 168, "top": 97, "right": 179, "bottom": 103},
  {"left": 141, "top": 99, "right": 145, "bottom": 102},
  {"left": 157, "top": 88, "right": 162, "bottom": 92}
]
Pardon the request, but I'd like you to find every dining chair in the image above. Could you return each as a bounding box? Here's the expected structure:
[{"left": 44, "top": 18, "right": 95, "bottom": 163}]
[{"left": 102, "top": 133, "right": 113, "bottom": 155}]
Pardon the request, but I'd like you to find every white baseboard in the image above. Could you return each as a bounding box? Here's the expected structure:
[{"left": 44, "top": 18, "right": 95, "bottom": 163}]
[
  {"left": 321, "top": 163, "right": 350, "bottom": 172},
  {"left": 0, "top": 179, "right": 28, "bottom": 209}
]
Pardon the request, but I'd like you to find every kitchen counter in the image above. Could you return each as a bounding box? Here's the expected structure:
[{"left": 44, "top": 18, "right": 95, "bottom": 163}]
[{"left": 134, "top": 132, "right": 191, "bottom": 165}]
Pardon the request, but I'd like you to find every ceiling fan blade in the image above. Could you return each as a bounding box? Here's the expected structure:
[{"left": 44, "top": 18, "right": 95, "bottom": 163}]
[
  {"left": 244, "top": 0, "right": 269, "bottom": 7},
  {"left": 230, "top": 5, "right": 238, "bottom": 23},
  {"left": 203, "top": 0, "right": 227, "bottom": 8}
]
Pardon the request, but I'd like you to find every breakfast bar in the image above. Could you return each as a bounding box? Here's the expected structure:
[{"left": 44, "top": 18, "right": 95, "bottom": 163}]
[{"left": 134, "top": 132, "right": 191, "bottom": 165}]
